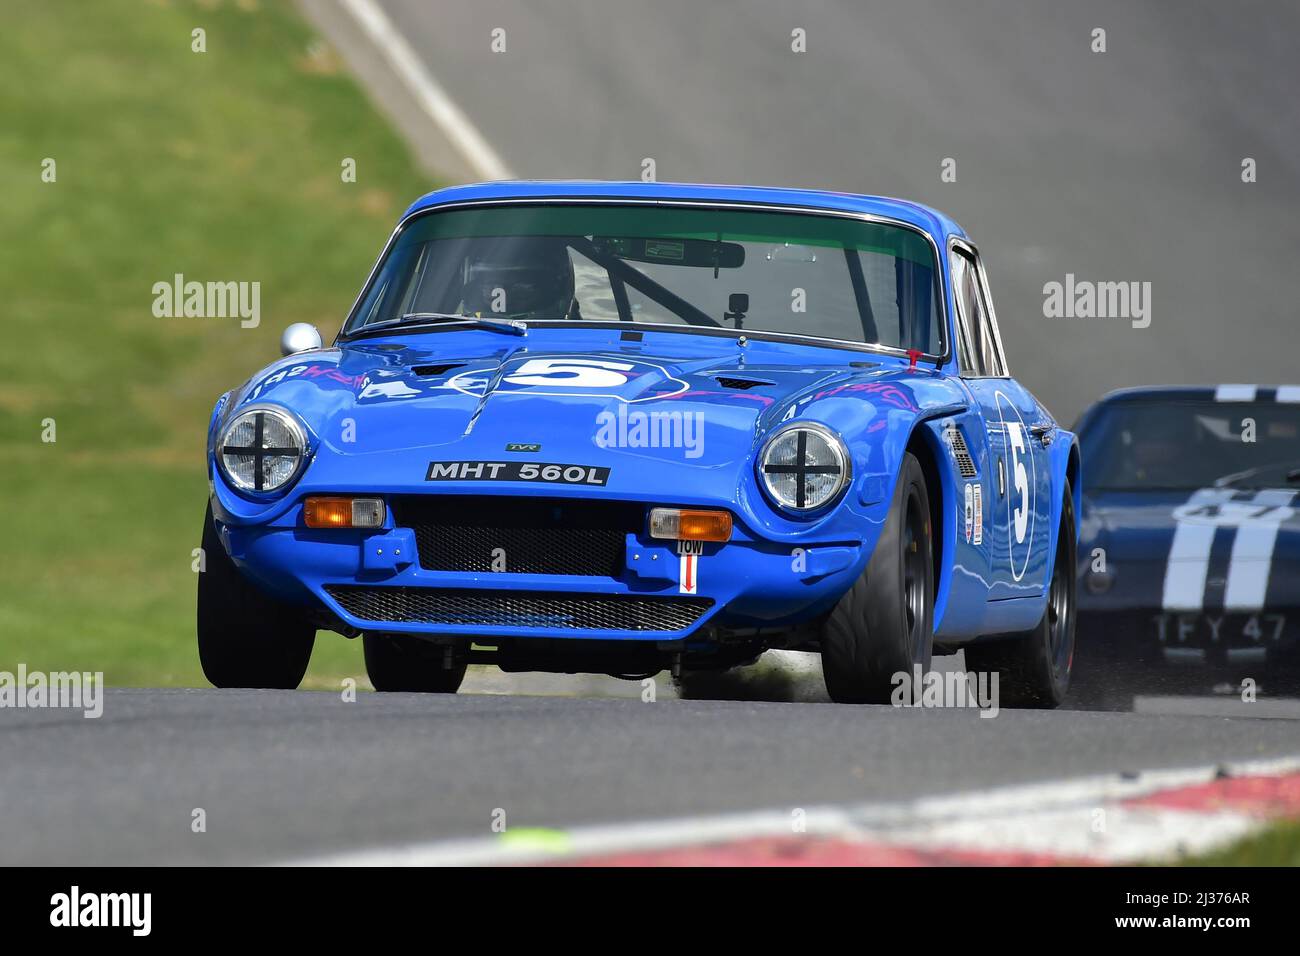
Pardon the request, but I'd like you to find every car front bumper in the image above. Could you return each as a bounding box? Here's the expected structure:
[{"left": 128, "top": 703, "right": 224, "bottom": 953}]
[{"left": 216, "top": 490, "right": 874, "bottom": 644}]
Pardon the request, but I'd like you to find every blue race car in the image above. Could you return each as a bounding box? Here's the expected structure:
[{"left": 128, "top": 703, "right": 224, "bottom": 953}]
[
  {"left": 1073, "top": 385, "right": 1300, "bottom": 701},
  {"left": 199, "top": 181, "right": 1080, "bottom": 705}
]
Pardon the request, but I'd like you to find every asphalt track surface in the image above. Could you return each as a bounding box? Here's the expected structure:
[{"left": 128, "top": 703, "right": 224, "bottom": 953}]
[
  {"left": 6, "top": 3, "right": 1299, "bottom": 865},
  {"left": 0, "top": 687, "right": 1297, "bottom": 865}
]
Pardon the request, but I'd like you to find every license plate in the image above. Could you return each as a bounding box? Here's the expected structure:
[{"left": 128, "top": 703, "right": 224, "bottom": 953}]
[
  {"left": 425, "top": 461, "right": 610, "bottom": 486},
  {"left": 1152, "top": 613, "right": 1287, "bottom": 648}
]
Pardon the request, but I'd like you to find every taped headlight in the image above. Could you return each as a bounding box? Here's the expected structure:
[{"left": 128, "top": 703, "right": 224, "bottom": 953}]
[
  {"left": 218, "top": 405, "right": 308, "bottom": 494},
  {"left": 759, "top": 422, "right": 850, "bottom": 512}
]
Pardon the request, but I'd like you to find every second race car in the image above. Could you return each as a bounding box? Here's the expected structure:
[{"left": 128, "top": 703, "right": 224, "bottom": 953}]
[{"left": 1073, "top": 384, "right": 1300, "bottom": 704}]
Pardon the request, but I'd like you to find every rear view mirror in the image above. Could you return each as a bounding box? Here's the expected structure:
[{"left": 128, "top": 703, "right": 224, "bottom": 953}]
[{"left": 590, "top": 236, "right": 745, "bottom": 269}]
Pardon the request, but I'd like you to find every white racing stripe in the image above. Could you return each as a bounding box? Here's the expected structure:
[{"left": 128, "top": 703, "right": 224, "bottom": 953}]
[
  {"left": 1214, "top": 384, "right": 1257, "bottom": 402},
  {"left": 1223, "top": 489, "right": 1295, "bottom": 611},
  {"left": 338, "top": 0, "right": 515, "bottom": 181},
  {"left": 1275, "top": 385, "right": 1300, "bottom": 403},
  {"left": 1161, "top": 488, "right": 1233, "bottom": 611}
]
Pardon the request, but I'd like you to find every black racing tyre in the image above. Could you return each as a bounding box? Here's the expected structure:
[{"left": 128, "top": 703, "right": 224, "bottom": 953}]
[
  {"left": 966, "top": 480, "right": 1077, "bottom": 708},
  {"left": 197, "top": 502, "right": 316, "bottom": 689},
  {"left": 363, "top": 634, "right": 466, "bottom": 693},
  {"left": 821, "top": 452, "right": 934, "bottom": 704}
]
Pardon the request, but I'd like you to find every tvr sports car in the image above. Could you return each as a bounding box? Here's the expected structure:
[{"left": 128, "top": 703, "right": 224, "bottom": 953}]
[
  {"left": 1073, "top": 385, "right": 1300, "bottom": 703},
  {"left": 199, "top": 181, "right": 1080, "bottom": 706}
]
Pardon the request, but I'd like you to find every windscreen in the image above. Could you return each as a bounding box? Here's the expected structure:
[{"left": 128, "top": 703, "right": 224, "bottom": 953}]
[
  {"left": 345, "top": 203, "right": 944, "bottom": 353},
  {"left": 1081, "top": 400, "right": 1300, "bottom": 491}
]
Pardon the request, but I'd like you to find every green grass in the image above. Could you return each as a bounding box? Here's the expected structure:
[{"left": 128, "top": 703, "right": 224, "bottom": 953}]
[
  {"left": 0, "top": 0, "right": 438, "bottom": 686},
  {"left": 1179, "top": 820, "right": 1300, "bottom": 866}
]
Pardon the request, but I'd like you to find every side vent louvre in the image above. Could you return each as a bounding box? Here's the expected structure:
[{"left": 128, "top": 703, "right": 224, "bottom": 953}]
[
  {"left": 412, "top": 363, "right": 464, "bottom": 377},
  {"left": 946, "top": 427, "right": 978, "bottom": 478}
]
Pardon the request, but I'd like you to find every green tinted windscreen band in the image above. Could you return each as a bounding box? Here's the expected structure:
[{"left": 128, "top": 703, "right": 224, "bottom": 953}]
[{"left": 394, "top": 204, "right": 936, "bottom": 268}]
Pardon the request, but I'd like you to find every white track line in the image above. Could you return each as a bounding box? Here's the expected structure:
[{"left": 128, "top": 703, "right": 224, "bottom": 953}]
[
  {"left": 339, "top": 0, "right": 515, "bottom": 181},
  {"left": 288, "top": 754, "right": 1300, "bottom": 866}
]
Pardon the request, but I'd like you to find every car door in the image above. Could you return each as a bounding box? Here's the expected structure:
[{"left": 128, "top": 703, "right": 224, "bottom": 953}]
[{"left": 950, "top": 241, "right": 1052, "bottom": 600}]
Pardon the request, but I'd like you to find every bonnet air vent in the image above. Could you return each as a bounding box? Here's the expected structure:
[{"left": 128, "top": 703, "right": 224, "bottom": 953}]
[
  {"left": 946, "top": 427, "right": 978, "bottom": 478},
  {"left": 412, "top": 363, "right": 464, "bottom": 377},
  {"left": 715, "top": 376, "right": 770, "bottom": 390}
]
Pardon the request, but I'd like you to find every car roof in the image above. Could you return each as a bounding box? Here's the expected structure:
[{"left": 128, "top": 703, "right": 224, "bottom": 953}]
[
  {"left": 402, "top": 180, "right": 966, "bottom": 241},
  {"left": 1091, "top": 385, "right": 1300, "bottom": 405}
]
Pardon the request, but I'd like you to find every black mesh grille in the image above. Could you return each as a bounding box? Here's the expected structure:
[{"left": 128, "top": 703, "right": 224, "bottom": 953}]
[
  {"left": 391, "top": 496, "right": 642, "bottom": 577},
  {"left": 326, "top": 585, "right": 713, "bottom": 632},
  {"left": 946, "top": 427, "right": 978, "bottom": 478}
]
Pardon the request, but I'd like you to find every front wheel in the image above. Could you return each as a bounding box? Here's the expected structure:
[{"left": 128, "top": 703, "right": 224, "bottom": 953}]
[
  {"left": 820, "top": 452, "right": 934, "bottom": 704},
  {"left": 965, "top": 480, "right": 1077, "bottom": 708},
  {"left": 364, "top": 634, "right": 466, "bottom": 693},
  {"left": 197, "top": 503, "right": 316, "bottom": 689}
]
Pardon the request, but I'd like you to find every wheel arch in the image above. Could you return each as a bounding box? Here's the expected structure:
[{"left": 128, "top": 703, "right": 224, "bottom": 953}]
[
  {"left": 1066, "top": 436, "right": 1081, "bottom": 529},
  {"left": 905, "top": 418, "right": 955, "bottom": 632},
  {"left": 1043, "top": 429, "right": 1082, "bottom": 596}
]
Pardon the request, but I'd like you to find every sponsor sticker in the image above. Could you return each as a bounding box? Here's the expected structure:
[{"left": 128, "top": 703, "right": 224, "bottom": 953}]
[
  {"left": 973, "top": 483, "right": 983, "bottom": 546},
  {"left": 425, "top": 461, "right": 610, "bottom": 486},
  {"left": 645, "top": 239, "right": 685, "bottom": 261},
  {"left": 964, "top": 483, "right": 974, "bottom": 544},
  {"left": 677, "top": 540, "right": 703, "bottom": 593}
]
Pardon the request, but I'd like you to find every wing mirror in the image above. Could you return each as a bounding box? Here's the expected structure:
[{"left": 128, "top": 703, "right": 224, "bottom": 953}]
[{"left": 280, "top": 323, "right": 322, "bottom": 356}]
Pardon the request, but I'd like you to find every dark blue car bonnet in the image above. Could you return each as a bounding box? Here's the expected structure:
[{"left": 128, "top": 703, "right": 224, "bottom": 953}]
[{"left": 1080, "top": 488, "right": 1300, "bottom": 613}]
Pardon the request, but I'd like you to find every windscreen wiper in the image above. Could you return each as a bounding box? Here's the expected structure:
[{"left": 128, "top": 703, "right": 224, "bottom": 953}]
[{"left": 348, "top": 312, "right": 527, "bottom": 339}]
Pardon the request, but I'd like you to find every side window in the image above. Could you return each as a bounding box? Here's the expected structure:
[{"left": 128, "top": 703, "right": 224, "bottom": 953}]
[
  {"left": 950, "top": 250, "right": 984, "bottom": 375},
  {"left": 950, "top": 247, "right": 1007, "bottom": 377},
  {"left": 971, "top": 256, "right": 1009, "bottom": 377}
]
